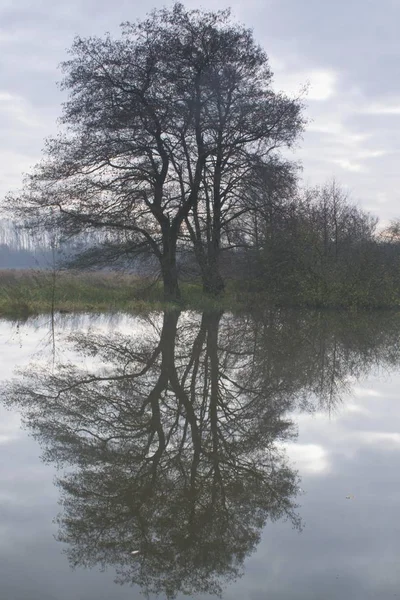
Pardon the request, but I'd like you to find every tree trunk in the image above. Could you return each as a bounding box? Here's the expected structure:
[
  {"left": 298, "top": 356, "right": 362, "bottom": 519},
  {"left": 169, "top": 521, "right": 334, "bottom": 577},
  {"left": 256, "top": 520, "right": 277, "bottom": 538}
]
[
  {"left": 204, "top": 311, "right": 223, "bottom": 477},
  {"left": 202, "top": 236, "right": 225, "bottom": 297},
  {"left": 160, "top": 231, "right": 181, "bottom": 302},
  {"left": 202, "top": 261, "right": 225, "bottom": 296},
  {"left": 161, "top": 255, "right": 180, "bottom": 301}
]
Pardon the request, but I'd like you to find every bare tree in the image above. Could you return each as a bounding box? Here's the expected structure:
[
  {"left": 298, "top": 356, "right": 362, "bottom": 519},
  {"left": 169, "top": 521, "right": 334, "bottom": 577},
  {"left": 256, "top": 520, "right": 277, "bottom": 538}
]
[
  {"left": 5, "top": 3, "right": 304, "bottom": 300},
  {"left": 303, "top": 180, "right": 378, "bottom": 258}
]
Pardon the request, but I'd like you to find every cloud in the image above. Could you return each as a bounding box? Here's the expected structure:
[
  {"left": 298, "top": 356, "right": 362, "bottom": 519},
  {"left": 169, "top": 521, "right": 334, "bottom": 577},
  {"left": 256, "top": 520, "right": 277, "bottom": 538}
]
[
  {"left": 342, "top": 402, "right": 371, "bottom": 416},
  {"left": 274, "top": 68, "right": 337, "bottom": 101},
  {"left": 307, "top": 119, "right": 367, "bottom": 143},
  {"left": 363, "top": 102, "right": 400, "bottom": 115},
  {"left": 332, "top": 159, "right": 364, "bottom": 173},
  {"left": 353, "top": 387, "right": 383, "bottom": 398},
  {"left": 306, "top": 70, "right": 338, "bottom": 101},
  {"left": 283, "top": 442, "right": 330, "bottom": 474},
  {"left": 355, "top": 431, "right": 400, "bottom": 448}
]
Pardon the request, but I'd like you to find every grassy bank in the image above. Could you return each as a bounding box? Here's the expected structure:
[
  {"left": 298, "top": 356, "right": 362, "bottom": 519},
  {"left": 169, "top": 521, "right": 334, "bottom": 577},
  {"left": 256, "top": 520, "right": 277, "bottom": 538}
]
[
  {"left": 1, "top": 269, "right": 399, "bottom": 319},
  {"left": 0, "top": 269, "right": 244, "bottom": 318}
]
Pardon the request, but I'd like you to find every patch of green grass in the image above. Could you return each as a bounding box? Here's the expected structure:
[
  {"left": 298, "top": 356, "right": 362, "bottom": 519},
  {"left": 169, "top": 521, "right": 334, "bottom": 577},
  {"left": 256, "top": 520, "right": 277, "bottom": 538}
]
[
  {"left": 0, "top": 270, "right": 245, "bottom": 318},
  {"left": 1, "top": 268, "right": 396, "bottom": 319}
]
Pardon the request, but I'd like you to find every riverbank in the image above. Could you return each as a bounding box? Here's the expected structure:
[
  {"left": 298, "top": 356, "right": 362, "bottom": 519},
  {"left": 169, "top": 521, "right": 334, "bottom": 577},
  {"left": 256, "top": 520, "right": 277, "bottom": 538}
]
[
  {"left": 0, "top": 269, "right": 244, "bottom": 317},
  {"left": 0, "top": 269, "right": 399, "bottom": 318}
]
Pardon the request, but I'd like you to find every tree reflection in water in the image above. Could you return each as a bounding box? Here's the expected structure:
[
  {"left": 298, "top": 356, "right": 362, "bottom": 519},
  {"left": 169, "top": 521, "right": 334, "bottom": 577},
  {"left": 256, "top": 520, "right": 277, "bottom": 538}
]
[{"left": 4, "top": 309, "right": 400, "bottom": 598}]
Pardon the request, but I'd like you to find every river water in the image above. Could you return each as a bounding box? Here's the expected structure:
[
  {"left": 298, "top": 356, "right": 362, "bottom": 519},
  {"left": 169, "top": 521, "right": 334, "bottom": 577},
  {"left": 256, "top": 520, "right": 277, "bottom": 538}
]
[{"left": 1, "top": 309, "right": 400, "bottom": 600}]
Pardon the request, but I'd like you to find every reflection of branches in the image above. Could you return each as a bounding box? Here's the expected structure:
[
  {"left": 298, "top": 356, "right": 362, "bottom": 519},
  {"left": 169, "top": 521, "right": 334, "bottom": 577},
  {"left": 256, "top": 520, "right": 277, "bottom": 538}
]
[
  {"left": 5, "top": 308, "right": 400, "bottom": 598},
  {"left": 2, "top": 309, "right": 301, "bottom": 598},
  {"left": 222, "top": 309, "right": 400, "bottom": 415}
]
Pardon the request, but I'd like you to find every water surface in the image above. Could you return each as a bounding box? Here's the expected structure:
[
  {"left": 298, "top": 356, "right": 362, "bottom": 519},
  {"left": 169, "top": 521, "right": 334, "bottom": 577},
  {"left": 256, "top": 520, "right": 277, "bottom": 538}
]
[{"left": 1, "top": 309, "right": 400, "bottom": 599}]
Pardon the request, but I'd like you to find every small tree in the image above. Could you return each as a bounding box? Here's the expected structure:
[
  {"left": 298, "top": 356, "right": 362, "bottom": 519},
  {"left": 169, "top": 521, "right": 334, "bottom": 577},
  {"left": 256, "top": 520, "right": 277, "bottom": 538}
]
[{"left": 5, "top": 3, "right": 304, "bottom": 300}]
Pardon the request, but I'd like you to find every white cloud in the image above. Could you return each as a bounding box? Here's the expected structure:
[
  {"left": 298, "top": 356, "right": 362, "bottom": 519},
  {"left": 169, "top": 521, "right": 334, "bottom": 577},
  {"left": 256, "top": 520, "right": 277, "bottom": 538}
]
[
  {"left": 359, "top": 150, "right": 388, "bottom": 159},
  {"left": 363, "top": 102, "right": 400, "bottom": 115},
  {"left": 274, "top": 68, "right": 337, "bottom": 101},
  {"left": 309, "top": 120, "right": 353, "bottom": 138},
  {"left": 302, "top": 104, "right": 389, "bottom": 182},
  {"left": 355, "top": 431, "right": 400, "bottom": 448},
  {"left": 353, "top": 387, "right": 383, "bottom": 398},
  {"left": 306, "top": 70, "right": 338, "bottom": 101},
  {"left": 342, "top": 402, "right": 371, "bottom": 416},
  {"left": 333, "top": 159, "right": 364, "bottom": 173},
  {"left": 283, "top": 442, "right": 330, "bottom": 474}
]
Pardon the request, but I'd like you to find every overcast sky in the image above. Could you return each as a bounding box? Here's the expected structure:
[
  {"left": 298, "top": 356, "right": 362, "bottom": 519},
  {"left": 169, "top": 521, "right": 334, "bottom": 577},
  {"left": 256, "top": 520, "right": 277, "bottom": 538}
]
[{"left": 1, "top": 0, "right": 399, "bottom": 224}]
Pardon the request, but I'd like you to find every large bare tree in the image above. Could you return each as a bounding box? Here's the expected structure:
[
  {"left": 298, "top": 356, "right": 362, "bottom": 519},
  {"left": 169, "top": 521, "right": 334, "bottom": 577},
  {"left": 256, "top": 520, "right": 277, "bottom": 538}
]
[{"left": 5, "top": 3, "right": 304, "bottom": 299}]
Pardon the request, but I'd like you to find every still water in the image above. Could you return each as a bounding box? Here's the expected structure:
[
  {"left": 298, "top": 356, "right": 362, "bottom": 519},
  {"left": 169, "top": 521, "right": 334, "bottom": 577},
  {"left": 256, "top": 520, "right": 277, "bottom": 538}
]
[{"left": 1, "top": 309, "right": 400, "bottom": 599}]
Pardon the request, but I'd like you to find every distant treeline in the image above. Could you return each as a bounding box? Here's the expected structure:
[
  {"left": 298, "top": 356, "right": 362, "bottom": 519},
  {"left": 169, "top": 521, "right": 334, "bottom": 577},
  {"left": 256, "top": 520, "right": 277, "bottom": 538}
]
[
  {"left": 0, "top": 220, "right": 154, "bottom": 272},
  {"left": 0, "top": 219, "right": 52, "bottom": 268}
]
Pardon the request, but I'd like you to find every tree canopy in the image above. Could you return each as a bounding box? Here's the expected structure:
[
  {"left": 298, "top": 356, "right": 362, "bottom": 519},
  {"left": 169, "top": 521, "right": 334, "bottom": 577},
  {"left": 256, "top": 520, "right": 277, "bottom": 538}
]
[{"left": 6, "top": 3, "right": 305, "bottom": 299}]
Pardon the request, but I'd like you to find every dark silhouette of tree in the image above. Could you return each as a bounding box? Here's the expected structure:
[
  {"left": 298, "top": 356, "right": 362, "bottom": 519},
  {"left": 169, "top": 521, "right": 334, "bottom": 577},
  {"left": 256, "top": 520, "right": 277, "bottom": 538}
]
[
  {"left": 228, "top": 308, "right": 400, "bottom": 413},
  {"left": 237, "top": 180, "right": 393, "bottom": 307},
  {"left": 3, "top": 310, "right": 300, "bottom": 598},
  {"left": 5, "top": 3, "right": 304, "bottom": 300}
]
